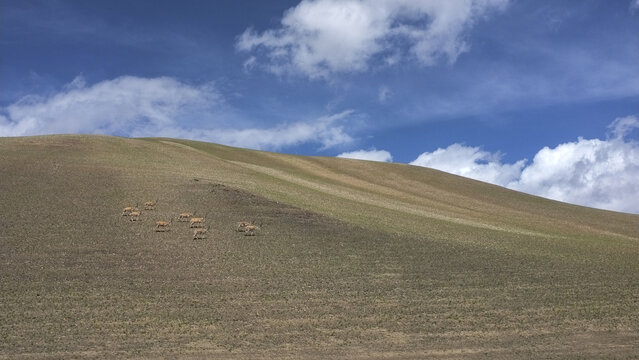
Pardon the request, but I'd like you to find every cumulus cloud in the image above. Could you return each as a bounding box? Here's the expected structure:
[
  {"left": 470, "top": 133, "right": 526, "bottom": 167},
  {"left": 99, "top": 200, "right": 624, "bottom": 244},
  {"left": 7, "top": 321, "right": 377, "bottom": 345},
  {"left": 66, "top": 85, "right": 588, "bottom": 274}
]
[
  {"left": 337, "top": 148, "right": 393, "bottom": 162},
  {"left": 237, "top": 0, "right": 509, "bottom": 78},
  {"left": 510, "top": 116, "right": 639, "bottom": 213},
  {"left": 410, "top": 116, "right": 639, "bottom": 214},
  {"left": 410, "top": 143, "right": 525, "bottom": 185},
  {"left": 0, "top": 76, "right": 355, "bottom": 150}
]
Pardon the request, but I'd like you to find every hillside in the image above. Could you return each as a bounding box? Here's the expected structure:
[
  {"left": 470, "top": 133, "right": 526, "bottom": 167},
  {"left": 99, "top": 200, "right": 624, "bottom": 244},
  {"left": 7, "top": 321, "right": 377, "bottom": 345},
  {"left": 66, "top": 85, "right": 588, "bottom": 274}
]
[{"left": 1, "top": 134, "right": 637, "bottom": 358}]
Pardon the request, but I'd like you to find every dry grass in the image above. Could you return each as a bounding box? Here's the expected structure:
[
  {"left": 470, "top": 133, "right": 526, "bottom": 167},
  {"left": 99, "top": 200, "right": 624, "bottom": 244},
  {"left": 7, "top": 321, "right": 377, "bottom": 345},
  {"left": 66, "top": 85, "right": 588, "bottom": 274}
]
[{"left": 0, "top": 135, "right": 637, "bottom": 358}]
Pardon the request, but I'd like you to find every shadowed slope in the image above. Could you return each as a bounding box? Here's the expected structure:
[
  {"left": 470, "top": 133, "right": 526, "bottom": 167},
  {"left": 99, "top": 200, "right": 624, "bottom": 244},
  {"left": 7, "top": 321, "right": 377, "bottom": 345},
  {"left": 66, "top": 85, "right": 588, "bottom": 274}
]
[{"left": 1, "top": 135, "right": 637, "bottom": 358}]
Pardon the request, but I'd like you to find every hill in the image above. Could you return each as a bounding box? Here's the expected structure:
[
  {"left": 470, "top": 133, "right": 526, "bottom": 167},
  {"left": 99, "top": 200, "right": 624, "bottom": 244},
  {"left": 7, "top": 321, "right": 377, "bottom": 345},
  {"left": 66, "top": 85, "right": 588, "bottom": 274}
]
[{"left": 1, "top": 134, "right": 637, "bottom": 358}]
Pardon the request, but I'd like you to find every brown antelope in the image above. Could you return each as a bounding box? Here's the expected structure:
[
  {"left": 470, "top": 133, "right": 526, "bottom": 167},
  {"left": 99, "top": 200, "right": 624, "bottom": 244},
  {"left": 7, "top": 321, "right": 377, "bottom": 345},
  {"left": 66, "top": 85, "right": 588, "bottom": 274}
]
[
  {"left": 178, "top": 212, "right": 193, "bottom": 222},
  {"left": 236, "top": 221, "right": 251, "bottom": 232},
  {"left": 190, "top": 212, "right": 208, "bottom": 228},
  {"left": 193, "top": 226, "right": 209, "bottom": 240},
  {"left": 122, "top": 204, "right": 138, "bottom": 216},
  {"left": 155, "top": 219, "right": 172, "bottom": 232},
  {"left": 144, "top": 199, "right": 158, "bottom": 210},
  {"left": 244, "top": 224, "right": 259, "bottom": 236},
  {"left": 129, "top": 211, "right": 141, "bottom": 221}
]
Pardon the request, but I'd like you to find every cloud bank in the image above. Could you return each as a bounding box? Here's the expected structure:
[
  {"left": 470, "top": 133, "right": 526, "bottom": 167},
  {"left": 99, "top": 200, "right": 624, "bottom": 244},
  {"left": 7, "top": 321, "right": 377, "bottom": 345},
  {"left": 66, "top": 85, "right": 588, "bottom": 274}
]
[
  {"left": 338, "top": 148, "right": 393, "bottom": 162},
  {"left": 409, "top": 116, "right": 639, "bottom": 214},
  {"left": 237, "top": 0, "right": 508, "bottom": 78},
  {"left": 0, "top": 76, "right": 354, "bottom": 150}
]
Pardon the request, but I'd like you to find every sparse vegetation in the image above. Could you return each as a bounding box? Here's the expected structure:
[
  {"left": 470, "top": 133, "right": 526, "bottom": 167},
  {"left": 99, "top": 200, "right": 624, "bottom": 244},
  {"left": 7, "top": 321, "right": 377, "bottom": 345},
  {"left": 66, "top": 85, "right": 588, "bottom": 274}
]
[{"left": 0, "top": 135, "right": 637, "bottom": 359}]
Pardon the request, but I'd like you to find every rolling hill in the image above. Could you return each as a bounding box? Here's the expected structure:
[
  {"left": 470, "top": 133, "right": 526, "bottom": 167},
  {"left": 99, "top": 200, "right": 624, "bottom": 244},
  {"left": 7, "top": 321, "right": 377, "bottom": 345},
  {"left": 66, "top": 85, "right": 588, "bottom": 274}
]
[{"left": 1, "top": 134, "right": 637, "bottom": 358}]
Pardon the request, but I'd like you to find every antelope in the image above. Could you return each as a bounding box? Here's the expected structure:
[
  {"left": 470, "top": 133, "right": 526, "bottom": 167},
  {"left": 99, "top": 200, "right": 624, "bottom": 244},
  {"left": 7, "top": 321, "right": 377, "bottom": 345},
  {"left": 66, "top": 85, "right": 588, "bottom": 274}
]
[
  {"left": 178, "top": 212, "right": 193, "bottom": 222},
  {"left": 122, "top": 204, "right": 138, "bottom": 216},
  {"left": 155, "top": 219, "right": 172, "bottom": 232},
  {"left": 129, "top": 211, "right": 141, "bottom": 221},
  {"left": 190, "top": 212, "right": 208, "bottom": 228},
  {"left": 193, "top": 226, "right": 209, "bottom": 240},
  {"left": 236, "top": 221, "right": 251, "bottom": 232},
  {"left": 244, "top": 224, "right": 259, "bottom": 236},
  {"left": 144, "top": 199, "right": 158, "bottom": 210}
]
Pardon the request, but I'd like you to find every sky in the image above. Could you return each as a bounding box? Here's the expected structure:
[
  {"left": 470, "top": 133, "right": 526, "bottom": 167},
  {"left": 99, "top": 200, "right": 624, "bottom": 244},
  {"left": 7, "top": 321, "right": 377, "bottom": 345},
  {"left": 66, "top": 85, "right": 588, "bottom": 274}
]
[{"left": 1, "top": 0, "right": 638, "bottom": 214}]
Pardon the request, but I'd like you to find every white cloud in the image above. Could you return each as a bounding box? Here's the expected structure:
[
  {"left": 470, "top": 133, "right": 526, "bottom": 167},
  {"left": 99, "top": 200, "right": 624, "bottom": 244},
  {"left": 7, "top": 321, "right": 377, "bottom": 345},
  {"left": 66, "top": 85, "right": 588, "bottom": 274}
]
[
  {"left": 410, "top": 143, "right": 525, "bottom": 185},
  {"left": 608, "top": 114, "right": 639, "bottom": 139},
  {"left": 193, "top": 110, "right": 354, "bottom": 150},
  {"left": 237, "top": 0, "right": 509, "bottom": 78},
  {"left": 410, "top": 116, "right": 639, "bottom": 214},
  {"left": 0, "top": 76, "right": 221, "bottom": 137},
  {"left": 0, "top": 76, "right": 355, "bottom": 151},
  {"left": 338, "top": 148, "right": 393, "bottom": 162},
  {"left": 509, "top": 116, "right": 639, "bottom": 214}
]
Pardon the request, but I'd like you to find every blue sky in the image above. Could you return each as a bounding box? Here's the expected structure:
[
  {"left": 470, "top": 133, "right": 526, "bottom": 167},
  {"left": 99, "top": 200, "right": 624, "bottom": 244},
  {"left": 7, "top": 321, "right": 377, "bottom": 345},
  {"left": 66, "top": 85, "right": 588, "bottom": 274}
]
[{"left": 1, "top": 0, "right": 638, "bottom": 213}]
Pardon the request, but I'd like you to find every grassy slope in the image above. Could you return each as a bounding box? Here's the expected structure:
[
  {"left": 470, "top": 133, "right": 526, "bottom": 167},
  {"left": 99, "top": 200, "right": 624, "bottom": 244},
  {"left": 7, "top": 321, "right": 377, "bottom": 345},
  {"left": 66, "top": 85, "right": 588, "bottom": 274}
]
[{"left": 0, "top": 135, "right": 637, "bottom": 359}]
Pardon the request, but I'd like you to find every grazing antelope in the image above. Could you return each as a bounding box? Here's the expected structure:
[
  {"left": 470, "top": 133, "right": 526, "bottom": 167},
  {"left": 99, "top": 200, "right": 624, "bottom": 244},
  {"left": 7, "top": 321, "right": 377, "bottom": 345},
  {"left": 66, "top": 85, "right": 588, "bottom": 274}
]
[
  {"left": 122, "top": 204, "right": 138, "bottom": 216},
  {"left": 236, "top": 221, "right": 251, "bottom": 232},
  {"left": 155, "top": 219, "right": 172, "bottom": 232},
  {"left": 193, "top": 226, "right": 209, "bottom": 240},
  {"left": 144, "top": 199, "right": 158, "bottom": 210},
  {"left": 244, "top": 224, "right": 259, "bottom": 236},
  {"left": 190, "top": 212, "right": 208, "bottom": 228},
  {"left": 129, "top": 211, "right": 141, "bottom": 221},
  {"left": 178, "top": 212, "right": 193, "bottom": 222}
]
